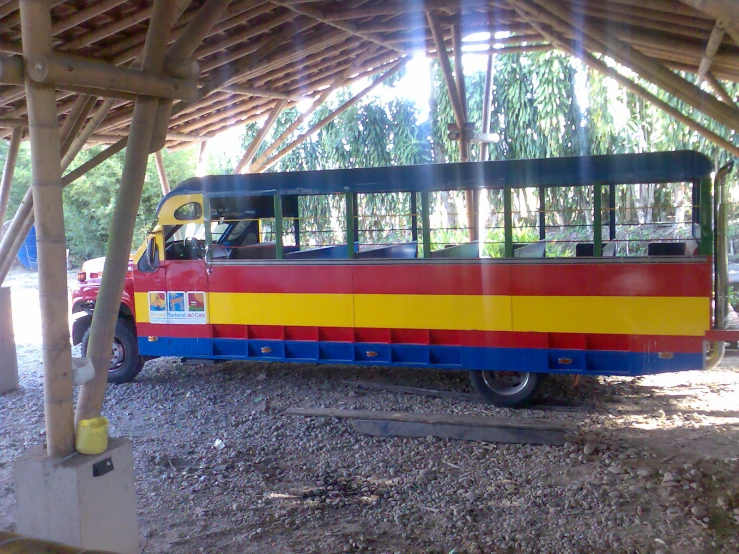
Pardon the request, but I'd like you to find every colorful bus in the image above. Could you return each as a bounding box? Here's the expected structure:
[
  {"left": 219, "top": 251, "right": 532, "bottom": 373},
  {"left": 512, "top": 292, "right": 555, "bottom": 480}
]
[{"left": 70, "top": 151, "right": 736, "bottom": 407}]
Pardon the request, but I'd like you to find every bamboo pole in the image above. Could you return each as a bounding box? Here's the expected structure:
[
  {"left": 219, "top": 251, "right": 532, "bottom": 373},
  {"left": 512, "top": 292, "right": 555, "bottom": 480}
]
[
  {"left": 698, "top": 22, "right": 726, "bottom": 77},
  {"left": 26, "top": 53, "right": 199, "bottom": 101},
  {"left": 704, "top": 71, "right": 738, "bottom": 107},
  {"left": 248, "top": 45, "right": 381, "bottom": 172},
  {"left": 76, "top": 0, "right": 181, "bottom": 426},
  {"left": 153, "top": 150, "right": 170, "bottom": 195},
  {"left": 480, "top": 52, "right": 493, "bottom": 162},
  {"left": 531, "top": 0, "right": 739, "bottom": 131},
  {"left": 426, "top": 11, "right": 466, "bottom": 133},
  {"left": 150, "top": 0, "right": 230, "bottom": 154},
  {"left": 254, "top": 60, "right": 404, "bottom": 173},
  {"left": 20, "top": 0, "right": 75, "bottom": 457},
  {"left": 60, "top": 95, "right": 96, "bottom": 159},
  {"left": 0, "top": 125, "right": 22, "bottom": 224},
  {"left": 235, "top": 99, "right": 287, "bottom": 174},
  {"left": 220, "top": 85, "right": 306, "bottom": 101},
  {"left": 508, "top": 0, "right": 739, "bottom": 158},
  {"left": 61, "top": 99, "right": 115, "bottom": 169},
  {"left": 677, "top": 0, "right": 739, "bottom": 45}
]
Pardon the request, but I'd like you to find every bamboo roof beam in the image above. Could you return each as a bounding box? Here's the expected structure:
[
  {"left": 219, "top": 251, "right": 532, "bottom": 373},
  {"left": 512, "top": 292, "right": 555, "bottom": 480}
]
[
  {"left": 59, "top": 6, "right": 154, "bottom": 52},
  {"left": 59, "top": 95, "right": 96, "bottom": 158},
  {"left": 108, "top": 1, "right": 276, "bottom": 65},
  {"left": 248, "top": 44, "right": 383, "bottom": 171},
  {"left": 270, "top": 0, "right": 407, "bottom": 54},
  {"left": 235, "top": 98, "right": 287, "bottom": 173},
  {"left": 678, "top": 0, "right": 739, "bottom": 45},
  {"left": 26, "top": 53, "right": 199, "bottom": 101},
  {"left": 530, "top": 0, "right": 739, "bottom": 131},
  {"left": 508, "top": 0, "right": 739, "bottom": 158},
  {"left": 219, "top": 84, "right": 307, "bottom": 101},
  {"left": 254, "top": 60, "right": 404, "bottom": 173},
  {"left": 703, "top": 71, "right": 737, "bottom": 107},
  {"left": 563, "top": 0, "right": 715, "bottom": 30},
  {"left": 699, "top": 22, "right": 726, "bottom": 77}
]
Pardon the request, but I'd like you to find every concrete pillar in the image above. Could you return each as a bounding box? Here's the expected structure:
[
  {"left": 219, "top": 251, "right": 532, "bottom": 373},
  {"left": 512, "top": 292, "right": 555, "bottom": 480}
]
[
  {"left": 14, "top": 438, "right": 138, "bottom": 554},
  {"left": 0, "top": 286, "right": 18, "bottom": 393}
]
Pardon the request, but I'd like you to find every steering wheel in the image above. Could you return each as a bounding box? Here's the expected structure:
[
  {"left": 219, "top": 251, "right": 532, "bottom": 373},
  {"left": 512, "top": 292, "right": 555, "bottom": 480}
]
[{"left": 184, "top": 237, "right": 205, "bottom": 260}]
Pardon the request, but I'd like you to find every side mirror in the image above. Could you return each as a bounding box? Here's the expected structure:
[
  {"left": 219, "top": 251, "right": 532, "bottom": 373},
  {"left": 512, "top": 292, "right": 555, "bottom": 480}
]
[{"left": 139, "top": 237, "right": 159, "bottom": 272}]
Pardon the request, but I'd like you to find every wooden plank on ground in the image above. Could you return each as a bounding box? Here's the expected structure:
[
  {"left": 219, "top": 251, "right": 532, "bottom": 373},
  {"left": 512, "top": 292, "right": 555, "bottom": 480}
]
[
  {"left": 282, "top": 407, "right": 570, "bottom": 431},
  {"left": 342, "top": 379, "right": 476, "bottom": 401},
  {"left": 352, "top": 419, "right": 566, "bottom": 446}
]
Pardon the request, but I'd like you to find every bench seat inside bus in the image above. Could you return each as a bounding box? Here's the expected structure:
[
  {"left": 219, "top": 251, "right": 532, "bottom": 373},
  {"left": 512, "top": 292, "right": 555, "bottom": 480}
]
[
  {"left": 228, "top": 243, "right": 299, "bottom": 259},
  {"left": 285, "top": 244, "right": 353, "bottom": 259},
  {"left": 355, "top": 242, "right": 417, "bottom": 259},
  {"left": 575, "top": 242, "right": 616, "bottom": 257},
  {"left": 647, "top": 240, "right": 699, "bottom": 256},
  {"left": 513, "top": 241, "right": 546, "bottom": 258},
  {"left": 430, "top": 241, "right": 479, "bottom": 259}
]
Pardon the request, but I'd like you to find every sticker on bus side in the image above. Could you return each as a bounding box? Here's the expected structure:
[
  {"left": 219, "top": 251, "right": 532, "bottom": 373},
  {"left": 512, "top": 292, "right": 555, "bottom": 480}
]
[{"left": 148, "top": 290, "right": 207, "bottom": 324}]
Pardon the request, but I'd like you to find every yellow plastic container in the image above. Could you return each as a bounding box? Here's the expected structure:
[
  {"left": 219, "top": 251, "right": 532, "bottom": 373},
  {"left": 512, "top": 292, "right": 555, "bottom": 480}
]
[{"left": 76, "top": 416, "right": 109, "bottom": 455}]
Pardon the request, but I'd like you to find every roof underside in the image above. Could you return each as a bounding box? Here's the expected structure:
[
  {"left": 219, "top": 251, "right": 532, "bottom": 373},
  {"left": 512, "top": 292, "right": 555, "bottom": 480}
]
[{"left": 0, "top": 0, "right": 737, "bottom": 151}]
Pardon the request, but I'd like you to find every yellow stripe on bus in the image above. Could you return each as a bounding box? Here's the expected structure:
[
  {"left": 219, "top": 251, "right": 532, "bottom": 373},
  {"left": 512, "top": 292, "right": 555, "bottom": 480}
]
[
  {"left": 209, "top": 292, "right": 354, "bottom": 328},
  {"left": 134, "top": 292, "right": 709, "bottom": 336},
  {"left": 512, "top": 296, "right": 709, "bottom": 337}
]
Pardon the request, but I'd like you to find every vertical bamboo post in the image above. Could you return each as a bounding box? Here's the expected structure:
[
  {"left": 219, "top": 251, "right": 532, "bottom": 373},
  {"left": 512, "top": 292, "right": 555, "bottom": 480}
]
[
  {"left": 410, "top": 192, "right": 418, "bottom": 243},
  {"left": 153, "top": 150, "right": 170, "bottom": 195},
  {"left": 76, "top": 0, "right": 179, "bottom": 426},
  {"left": 0, "top": 125, "right": 23, "bottom": 225},
  {"left": 20, "top": 0, "right": 75, "bottom": 457}
]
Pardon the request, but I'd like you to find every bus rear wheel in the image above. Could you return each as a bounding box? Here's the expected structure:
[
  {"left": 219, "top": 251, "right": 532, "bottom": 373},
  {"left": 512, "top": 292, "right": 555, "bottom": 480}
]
[
  {"left": 470, "top": 370, "right": 539, "bottom": 408},
  {"left": 82, "top": 318, "right": 143, "bottom": 384}
]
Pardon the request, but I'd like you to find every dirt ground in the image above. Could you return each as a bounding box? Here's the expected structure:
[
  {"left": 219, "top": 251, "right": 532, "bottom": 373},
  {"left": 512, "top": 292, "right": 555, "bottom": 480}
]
[{"left": 1, "top": 266, "right": 739, "bottom": 553}]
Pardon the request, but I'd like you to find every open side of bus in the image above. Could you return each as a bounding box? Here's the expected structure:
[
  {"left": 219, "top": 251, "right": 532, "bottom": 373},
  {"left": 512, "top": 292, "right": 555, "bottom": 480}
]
[{"left": 70, "top": 151, "right": 739, "bottom": 407}]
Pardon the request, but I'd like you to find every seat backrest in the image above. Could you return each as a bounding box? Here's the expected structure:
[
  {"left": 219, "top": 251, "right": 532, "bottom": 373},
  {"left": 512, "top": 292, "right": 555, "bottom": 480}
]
[
  {"left": 430, "top": 241, "right": 479, "bottom": 259},
  {"left": 513, "top": 241, "right": 546, "bottom": 258},
  {"left": 355, "top": 242, "right": 417, "bottom": 259},
  {"left": 576, "top": 242, "right": 616, "bottom": 257},
  {"left": 228, "top": 243, "right": 298, "bottom": 260},
  {"left": 211, "top": 244, "right": 229, "bottom": 259},
  {"left": 285, "top": 244, "right": 349, "bottom": 259},
  {"left": 647, "top": 242, "right": 688, "bottom": 256}
]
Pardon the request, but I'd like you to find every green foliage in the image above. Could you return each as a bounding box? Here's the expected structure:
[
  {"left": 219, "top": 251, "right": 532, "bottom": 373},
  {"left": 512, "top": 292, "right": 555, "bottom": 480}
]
[{"left": 61, "top": 147, "right": 195, "bottom": 263}]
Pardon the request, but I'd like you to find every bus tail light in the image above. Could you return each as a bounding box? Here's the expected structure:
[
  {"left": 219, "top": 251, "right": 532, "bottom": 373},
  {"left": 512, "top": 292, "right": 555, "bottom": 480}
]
[{"left": 77, "top": 272, "right": 86, "bottom": 282}]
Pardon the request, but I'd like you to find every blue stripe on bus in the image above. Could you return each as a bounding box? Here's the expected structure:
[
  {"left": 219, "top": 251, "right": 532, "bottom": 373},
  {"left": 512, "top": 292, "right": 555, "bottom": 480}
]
[{"left": 139, "top": 338, "right": 703, "bottom": 376}]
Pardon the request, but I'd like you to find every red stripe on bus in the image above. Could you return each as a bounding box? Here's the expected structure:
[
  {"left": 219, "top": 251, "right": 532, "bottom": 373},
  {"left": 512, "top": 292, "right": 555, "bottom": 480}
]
[
  {"left": 143, "top": 322, "right": 704, "bottom": 354},
  {"left": 163, "top": 260, "right": 711, "bottom": 297}
]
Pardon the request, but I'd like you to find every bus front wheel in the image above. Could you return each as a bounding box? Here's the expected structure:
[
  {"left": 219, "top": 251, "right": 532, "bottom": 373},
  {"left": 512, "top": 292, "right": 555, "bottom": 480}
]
[
  {"left": 470, "top": 370, "right": 539, "bottom": 408},
  {"left": 82, "top": 318, "right": 143, "bottom": 384}
]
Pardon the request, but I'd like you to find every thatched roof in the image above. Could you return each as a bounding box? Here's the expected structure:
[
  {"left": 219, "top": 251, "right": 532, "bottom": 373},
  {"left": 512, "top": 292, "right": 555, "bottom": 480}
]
[{"left": 0, "top": 0, "right": 737, "bottom": 151}]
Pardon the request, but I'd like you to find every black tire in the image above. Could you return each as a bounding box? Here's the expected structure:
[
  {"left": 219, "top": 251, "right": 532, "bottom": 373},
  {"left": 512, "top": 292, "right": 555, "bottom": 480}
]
[
  {"left": 82, "top": 318, "right": 143, "bottom": 384},
  {"left": 470, "top": 370, "right": 539, "bottom": 408}
]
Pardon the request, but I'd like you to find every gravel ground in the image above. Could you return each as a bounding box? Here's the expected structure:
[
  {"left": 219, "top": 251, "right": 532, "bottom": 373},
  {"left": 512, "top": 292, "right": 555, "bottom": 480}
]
[{"left": 1, "top": 266, "right": 739, "bottom": 553}]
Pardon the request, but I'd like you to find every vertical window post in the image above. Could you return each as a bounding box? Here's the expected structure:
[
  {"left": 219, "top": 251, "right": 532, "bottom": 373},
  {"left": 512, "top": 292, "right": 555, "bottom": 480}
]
[
  {"left": 410, "top": 192, "right": 418, "bottom": 242},
  {"left": 345, "top": 192, "right": 355, "bottom": 259},
  {"left": 421, "top": 191, "right": 431, "bottom": 258},
  {"left": 608, "top": 183, "right": 616, "bottom": 241},
  {"left": 274, "top": 195, "right": 283, "bottom": 259},
  {"left": 503, "top": 187, "right": 513, "bottom": 258},
  {"left": 699, "top": 177, "right": 713, "bottom": 256},
  {"left": 203, "top": 195, "right": 213, "bottom": 263},
  {"left": 538, "top": 186, "right": 546, "bottom": 241},
  {"left": 593, "top": 183, "right": 602, "bottom": 257}
]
